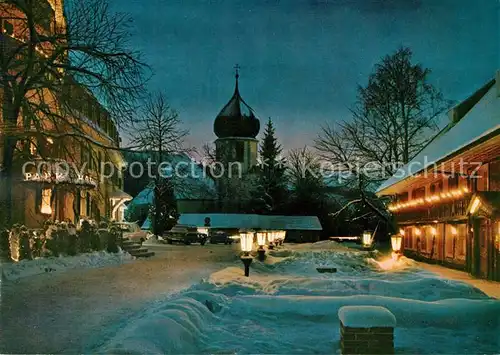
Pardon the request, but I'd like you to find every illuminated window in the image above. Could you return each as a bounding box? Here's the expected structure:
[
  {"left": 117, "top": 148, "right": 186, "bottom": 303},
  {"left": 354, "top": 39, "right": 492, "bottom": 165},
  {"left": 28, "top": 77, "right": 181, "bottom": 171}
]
[
  {"left": 29, "top": 140, "right": 37, "bottom": 156},
  {"left": 41, "top": 189, "right": 52, "bottom": 215},
  {"left": 3, "top": 21, "right": 14, "bottom": 35}
]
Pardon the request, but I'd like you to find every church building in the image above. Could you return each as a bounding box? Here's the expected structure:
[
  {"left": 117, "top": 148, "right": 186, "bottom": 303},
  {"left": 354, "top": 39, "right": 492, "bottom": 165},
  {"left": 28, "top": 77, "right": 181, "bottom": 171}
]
[{"left": 213, "top": 67, "right": 260, "bottom": 174}]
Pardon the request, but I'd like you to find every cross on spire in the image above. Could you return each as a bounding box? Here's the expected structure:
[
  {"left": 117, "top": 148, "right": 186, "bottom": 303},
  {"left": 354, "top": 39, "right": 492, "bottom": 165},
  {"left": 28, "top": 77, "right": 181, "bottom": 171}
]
[{"left": 234, "top": 64, "right": 240, "bottom": 80}]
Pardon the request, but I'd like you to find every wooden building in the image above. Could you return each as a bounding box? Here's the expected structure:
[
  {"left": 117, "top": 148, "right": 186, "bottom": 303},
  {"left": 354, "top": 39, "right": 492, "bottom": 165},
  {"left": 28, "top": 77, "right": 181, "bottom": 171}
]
[{"left": 377, "top": 74, "right": 500, "bottom": 281}]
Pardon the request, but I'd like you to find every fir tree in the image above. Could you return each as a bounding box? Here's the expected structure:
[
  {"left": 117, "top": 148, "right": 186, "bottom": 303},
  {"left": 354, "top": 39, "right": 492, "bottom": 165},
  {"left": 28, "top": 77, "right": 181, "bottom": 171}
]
[
  {"left": 256, "top": 118, "right": 287, "bottom": 214},
  {"left": 150, "top": 178, "right": 179, "bottom": 237}
]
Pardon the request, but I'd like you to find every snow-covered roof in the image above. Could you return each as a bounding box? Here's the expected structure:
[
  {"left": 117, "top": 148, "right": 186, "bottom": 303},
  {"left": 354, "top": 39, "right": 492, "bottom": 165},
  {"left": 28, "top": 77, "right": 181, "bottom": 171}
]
[
  {"left": 176, "top": 213, "right": 323, "bottom": 230},
  {"left": 377, "top": 77, "right": 500, "bottom": 194},
  {"left": 125, "top": 153, "right": 216, "bottom": 202}
]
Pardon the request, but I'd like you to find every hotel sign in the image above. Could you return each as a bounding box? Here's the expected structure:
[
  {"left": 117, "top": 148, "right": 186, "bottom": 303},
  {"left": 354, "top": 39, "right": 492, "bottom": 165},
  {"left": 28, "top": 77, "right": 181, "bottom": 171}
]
[{"left": 23, "top": 172, "right": 97, "bottom": 187}]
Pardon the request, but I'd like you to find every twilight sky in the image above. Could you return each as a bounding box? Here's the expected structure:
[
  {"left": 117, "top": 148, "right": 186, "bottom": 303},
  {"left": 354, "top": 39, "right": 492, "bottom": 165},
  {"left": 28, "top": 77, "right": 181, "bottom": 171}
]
[{"left": 112, "top": 0, "right": 498, "bottom": 152}]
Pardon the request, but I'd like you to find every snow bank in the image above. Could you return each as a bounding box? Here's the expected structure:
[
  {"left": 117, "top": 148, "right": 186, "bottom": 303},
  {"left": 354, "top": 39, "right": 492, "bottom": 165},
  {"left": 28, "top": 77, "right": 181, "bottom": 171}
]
[
  {"left": 289, "top": 240, "right": 354, "bottom": 251},
  {"left": 1, "top": 250, "right": 134, "bottom": 281},
  {"left": 228, "top": 294, "right": 500, "bottom": 328},
  {"left": 96, "top": 291, "right": 225, "bottom": 354},
  {"left": 93, "top": 245, "right": 499, "bottom": 354},
  {"left": 205, "top": 249, "right": 487, "bottom": 301}
]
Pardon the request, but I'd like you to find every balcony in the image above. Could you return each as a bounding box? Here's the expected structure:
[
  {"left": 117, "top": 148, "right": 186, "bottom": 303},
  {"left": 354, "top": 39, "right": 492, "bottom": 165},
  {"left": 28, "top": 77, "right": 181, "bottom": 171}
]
[{"left": 395, "top": 195, "right": 472, "bottom": 224}]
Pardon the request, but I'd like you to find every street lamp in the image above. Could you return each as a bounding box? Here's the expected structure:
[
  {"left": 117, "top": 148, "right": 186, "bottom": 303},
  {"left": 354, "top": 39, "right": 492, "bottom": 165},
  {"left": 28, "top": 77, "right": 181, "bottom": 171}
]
[
  {"left": 362, "top": 230, "right": 373, "bottom": 250},
  {"left": 240, "top": 230, "right": 254, "bottom": 277},
  {"left": 277, "top": 231, "right": 286, "bottom": 246},
  {"left": 267, "top": 230, "right": 276, "bottom": 249},
  {"left": 391, "top": 234, "right": 403, "bottom": 261},
  {"left": 256, "top": 230, "right": 267, "bottom": 261}
]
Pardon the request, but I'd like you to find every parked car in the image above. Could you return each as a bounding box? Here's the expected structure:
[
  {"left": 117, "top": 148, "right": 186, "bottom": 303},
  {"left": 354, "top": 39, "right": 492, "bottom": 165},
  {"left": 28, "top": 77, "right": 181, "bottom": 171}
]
[
  {"left": 209, "top": 231, "right": 232, "bottom": 245},
  {"left": 115, "top": 222, "right": 151, "bottom": 244},
  {"left": 165, "top": 225, "right": 207, "bottom": 245}
]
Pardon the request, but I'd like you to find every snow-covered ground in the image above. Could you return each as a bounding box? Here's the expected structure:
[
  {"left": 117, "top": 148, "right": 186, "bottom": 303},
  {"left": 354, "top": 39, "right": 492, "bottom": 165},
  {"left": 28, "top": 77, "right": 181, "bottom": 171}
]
[
  {"left": 92, "top": 242, "right": 499, "bottom": 354},
  {"left": 2, "top": 242, "right": 499, "bottom": 354},
  {"left": 1, "top": 250, "right": 133, "bottom": 281}
]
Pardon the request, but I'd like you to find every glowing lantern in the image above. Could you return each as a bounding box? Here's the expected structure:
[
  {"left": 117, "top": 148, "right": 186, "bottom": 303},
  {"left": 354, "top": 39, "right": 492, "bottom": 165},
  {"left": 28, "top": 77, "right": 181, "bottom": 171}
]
[
  {"left": 256, "top": 231, "right": 267, "bottom": 261},
  {"left": 240, "top": 230, "right": 254, "bottom": 255},
  {"left": 362, "top": 231, "right": 373, "bottom": 247},
  {"left": 399, "top": 228, "right": 405, "bottom": 236},
  {"left": 275, "top": 230, "right": 286, "bottom": 245},
  {"left": 267, "top": 231, "right": 276, "bottom": 243},
  {"left": 391, "top": 234, "right": 402, "bottom": 252},
  {"left": 430, "top": 227, "right": 437, "bottom": 236},
  {"left": 414, "top": 227, "right": 421, "bottom": 236},
  {"left": 256, "top": 231, "right": 267, "bottom": 247},
  {"left": 450, "top": 226, "right": 458, "bottom": 236},
  {"left": 239, "top": 230, "right": 254, "bottom": 277},
  {"left": 267, "top": 230, "right": 277, "bottom": 249}
]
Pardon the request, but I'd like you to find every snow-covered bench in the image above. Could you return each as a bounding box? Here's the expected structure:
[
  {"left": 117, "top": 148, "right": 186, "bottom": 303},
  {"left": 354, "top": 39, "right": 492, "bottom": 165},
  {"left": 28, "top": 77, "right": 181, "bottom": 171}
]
[{"left": 338, "top": 306, "right": 396, "bottom": 355}]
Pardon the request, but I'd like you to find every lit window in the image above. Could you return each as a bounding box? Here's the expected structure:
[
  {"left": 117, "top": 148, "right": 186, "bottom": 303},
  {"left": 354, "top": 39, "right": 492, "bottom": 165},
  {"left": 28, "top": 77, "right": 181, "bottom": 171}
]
[
  {"left": 80, "top": 190, "right": 87, "bottom": 216},
  {"left": 41, "top": 189, "right": 52, "bottom": 215},
  {"left": 3, "top": 21, "right": 14, "bottom": 35},
  {"left": 29, "top": 141, "right": 37, "bottom": 156}
]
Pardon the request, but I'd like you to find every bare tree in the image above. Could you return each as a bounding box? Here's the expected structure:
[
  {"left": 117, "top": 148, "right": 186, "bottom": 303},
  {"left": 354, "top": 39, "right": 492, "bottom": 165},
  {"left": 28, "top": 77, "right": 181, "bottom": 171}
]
[
  {"left": 0, "top": 0, "right": 148, "bottom": 226},
  {"left": 126, "top": 92, "right": 188, "bottom": 236},
  {"left": 316, "top": 47, "right": 450, "bottom": 184},
  {"left": 127, "top": 92, "right": 188, "bottom": 165},
  {"left": 315, "top": 47, "right": 450, "bottom": 228}
]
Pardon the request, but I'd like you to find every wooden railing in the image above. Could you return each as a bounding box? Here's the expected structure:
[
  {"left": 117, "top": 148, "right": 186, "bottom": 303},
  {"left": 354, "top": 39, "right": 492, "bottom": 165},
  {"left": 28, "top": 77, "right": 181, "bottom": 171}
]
[{"left": 395, "top": 195, "right": 472, "bottom": 223}]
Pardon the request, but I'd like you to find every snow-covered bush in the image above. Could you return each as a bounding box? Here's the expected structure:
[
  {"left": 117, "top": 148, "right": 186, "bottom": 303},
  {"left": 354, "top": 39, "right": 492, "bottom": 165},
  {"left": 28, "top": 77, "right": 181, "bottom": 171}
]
[
  {"left": 3, "top": 220, "right": 123, "bottom": 263},
  {"left": 8, "top": 224, "right": 21, "bottom": 261},
  {"left": 106, "top": 226, "right": 121, "bottom": 253},
  {"left": 31, "top": 230, "right": 45, "bottom": 258}
]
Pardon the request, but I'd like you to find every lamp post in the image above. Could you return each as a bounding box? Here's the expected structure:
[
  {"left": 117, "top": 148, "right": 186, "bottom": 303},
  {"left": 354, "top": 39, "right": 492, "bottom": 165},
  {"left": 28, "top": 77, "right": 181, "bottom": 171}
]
[
  {"left": 256, "top": 230, "right": 267, "bottom": 261},
  {"left": 277, "top": 230, "right": 286, "bottom": 246},
  {"left": 267, "top": 230, "right": 276, "bottom": 249},
  {"left": 391, "top": 234, "right": 403, "bottom": 261},
  {"left": 240, "top": 230, "right": 254, "bottom": 277}
]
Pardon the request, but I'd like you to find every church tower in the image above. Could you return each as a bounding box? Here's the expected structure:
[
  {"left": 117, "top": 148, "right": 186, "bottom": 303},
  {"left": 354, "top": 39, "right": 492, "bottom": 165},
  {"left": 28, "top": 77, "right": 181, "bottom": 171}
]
[{"left": 213, "top": 66, "right": 260, "bottom": 174}]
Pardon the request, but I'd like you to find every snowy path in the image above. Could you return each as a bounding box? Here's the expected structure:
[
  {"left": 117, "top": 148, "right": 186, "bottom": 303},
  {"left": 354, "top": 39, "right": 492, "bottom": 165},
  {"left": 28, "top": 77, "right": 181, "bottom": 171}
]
[
  {"left": 0, "top": 244, "right": 239, "bottom": 354},
  {"left": 416, "top": 262, "right": 500, "bottom": 299}
]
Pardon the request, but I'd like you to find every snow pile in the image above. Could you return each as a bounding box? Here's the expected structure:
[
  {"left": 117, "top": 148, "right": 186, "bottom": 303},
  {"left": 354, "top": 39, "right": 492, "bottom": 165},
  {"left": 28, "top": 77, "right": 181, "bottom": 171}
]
[
  {"left": 1, "top": 250, "right": 134, "bottom": 281},
  {"left": 367, "top": 255, "right": 418, "bottom": 271},
  {"left": 93, "top": 246, "right": 499, "bottom": 354},
  {"left": 289, "top": 240, "right": 354, "bottom": 251},
  {"left": 96, "top": 291, "right": 226, "bottom": 354}
]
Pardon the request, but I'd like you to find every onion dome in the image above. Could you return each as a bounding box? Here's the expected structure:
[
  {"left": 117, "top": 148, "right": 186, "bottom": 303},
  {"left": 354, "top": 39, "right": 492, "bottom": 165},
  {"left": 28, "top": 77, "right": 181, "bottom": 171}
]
[{"left": 214, "top": 68, "right": 260, "bottom": 139}]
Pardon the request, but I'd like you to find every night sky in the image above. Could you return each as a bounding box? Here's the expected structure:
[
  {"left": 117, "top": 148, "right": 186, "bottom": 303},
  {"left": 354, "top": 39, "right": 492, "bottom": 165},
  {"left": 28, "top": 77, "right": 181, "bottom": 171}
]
[{"left": 112, "top": 0, "right": 498, "bottom": 152}]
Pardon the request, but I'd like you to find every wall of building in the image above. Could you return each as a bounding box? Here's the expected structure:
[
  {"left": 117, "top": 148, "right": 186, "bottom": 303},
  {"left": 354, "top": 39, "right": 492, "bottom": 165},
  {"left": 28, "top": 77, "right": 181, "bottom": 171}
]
[{"left": 1, "top": 1, "right": 125, "bottom": 227}]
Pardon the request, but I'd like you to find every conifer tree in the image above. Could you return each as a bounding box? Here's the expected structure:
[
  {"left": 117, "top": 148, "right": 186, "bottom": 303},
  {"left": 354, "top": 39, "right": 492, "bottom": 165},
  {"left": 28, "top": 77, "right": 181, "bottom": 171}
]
[{"left": 255, "top": 118, "right": 287, "bottom": 214}]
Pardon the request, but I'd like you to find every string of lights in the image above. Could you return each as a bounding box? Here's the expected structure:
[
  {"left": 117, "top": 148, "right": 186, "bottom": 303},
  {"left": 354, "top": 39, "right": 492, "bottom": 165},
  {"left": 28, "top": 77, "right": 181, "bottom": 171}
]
[{"left": 388, "top": 187, "right": 470, "bottom": 212}]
